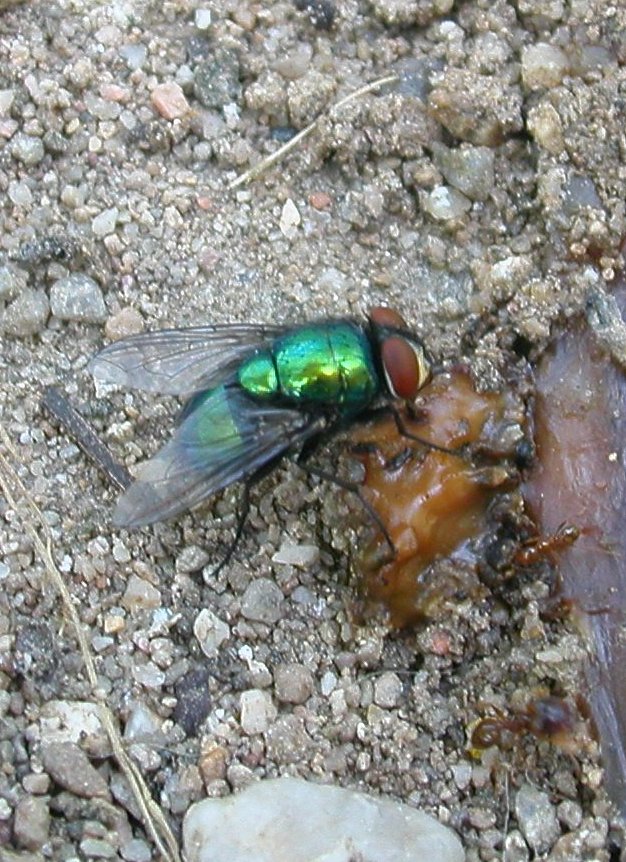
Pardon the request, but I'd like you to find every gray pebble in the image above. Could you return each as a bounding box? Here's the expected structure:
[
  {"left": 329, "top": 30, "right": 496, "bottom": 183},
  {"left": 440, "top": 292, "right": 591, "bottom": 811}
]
[
  {"left": 422, "top": 186, "right": 471, "bottom": 221},
  {"left": 8, "top": 180, "right": 33, "bottom": 206},
  {"left": 50, "top": 274, "right": 107, "bottom": 323},
  {"left": 120, "top": 43, "right": 147, "bottom": 70},
  {"left": 272, "top": 543, "right": 319, "bottom": 568},
  {"left": 274, "top": 663, "right": 314, "bottom": 704},
  {"left": 373, "top": 671, "right": 403, "bottom": 708},
  {"left": 11, "top": 133, "right": 45, "bottom": 165},
  {"left": 504, "top": 830, "right": 530, "bottom": 862},
  {"left": 22, "top": 773, "right": 50, "bottom": 795},
  {"left": 241, "top": 578, "right": 284, "bottom": 624},
  {"left": 265, "top": 715, "right": 310, "bottom": 763},
  {"left": 41, "top": 741, "right": 109, "bottom": 799},
  {"left": 0, "top": 263, "right": 28, "bottom": 302},
  {"left": 1, "top": 289, "right": 49, "bottom": 336},
  {"left": 432, "top": 143, "right": 495, "bottom": 201},
  {"left": 121, "top": 838, "right": 152, "bottom": 862},
  {"left": 121, "top": 574, "right": 162, "bottom": 611},
  {"left": 193, "top": 48, "right": 241, "bottom": 108},
  {"left": 515, "top": 783, "right": 560, "bottom": 854},
  {"left": 521, "top": 43, "right": 569, "bottom": 90},
  {"left": 124, "top": 702, "right": 165, "bottom": 744},
  {"left": 92, "top": 206, "right": 119, "bottom": 237},
  {"left": 0, "top": 88, "right": 15, "bottom": 116},
  {"left": 176, "top": 545, "right": 211, "bottom": 574},
  {"left": 79, "top": 837, "right": 117, "bottom": 858},
  {"left": 13, "top": 795, "right": 50, "bottom": 850}
]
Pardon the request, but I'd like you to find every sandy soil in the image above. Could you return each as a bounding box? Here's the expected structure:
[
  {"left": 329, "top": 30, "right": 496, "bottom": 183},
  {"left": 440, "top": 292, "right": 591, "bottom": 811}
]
[{"left": 1, "top": 1, "right": 625, "bottom": 859}]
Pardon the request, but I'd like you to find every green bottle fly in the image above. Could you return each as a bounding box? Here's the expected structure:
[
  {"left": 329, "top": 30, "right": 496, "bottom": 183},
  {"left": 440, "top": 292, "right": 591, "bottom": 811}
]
[{"left": 89, "top": 308, "right": 432, "bottom": 528}]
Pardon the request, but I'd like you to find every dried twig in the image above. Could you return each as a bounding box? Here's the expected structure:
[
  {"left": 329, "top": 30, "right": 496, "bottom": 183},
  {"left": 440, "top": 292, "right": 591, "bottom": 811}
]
[
  {"left": 229, "top": 73, "right": 399, "bottom": 190},
  {"left": 0, "top": 422, "right": 181, "bottom": 862}
]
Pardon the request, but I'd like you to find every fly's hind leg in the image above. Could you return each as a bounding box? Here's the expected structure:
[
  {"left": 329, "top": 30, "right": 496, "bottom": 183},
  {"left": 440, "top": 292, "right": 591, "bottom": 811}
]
[
  {"left": 206, "top": 455, "right": 283, "bottom": 578},
  {"left": 205, "top": 481, "right": 252, "bottom": 579}
]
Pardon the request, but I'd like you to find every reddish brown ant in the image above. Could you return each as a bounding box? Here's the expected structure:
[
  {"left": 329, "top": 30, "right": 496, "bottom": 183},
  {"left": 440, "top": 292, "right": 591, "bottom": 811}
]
[
  {"left": 470, "top": 695, "right": 580, "bottom": 754},
  {"left": 513, "top": 523, "right": 580, "bottom": 567}
]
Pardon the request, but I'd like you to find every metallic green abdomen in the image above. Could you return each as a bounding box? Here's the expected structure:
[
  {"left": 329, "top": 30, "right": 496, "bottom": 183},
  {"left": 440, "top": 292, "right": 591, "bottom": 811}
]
[{"left": 238, "top": 322, "right": 379, "bottom": 415}]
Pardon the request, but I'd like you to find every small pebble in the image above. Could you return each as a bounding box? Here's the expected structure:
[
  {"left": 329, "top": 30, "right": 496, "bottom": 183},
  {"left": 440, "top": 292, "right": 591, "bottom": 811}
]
[
  {"left": 122, "top": 574, "right": 162, "bottom": 611},
  {"left": 176, "top": 545, "right": 211, "bottom": 574},
  {"left": 50, "top": 274, "right": 107, "bottom": 323},
  {"left": 274, "top": 663, "right": 314, "bottom": 704},
  {"left": 119, "top": 43, "right": 147, "bottom": 70},
  {"left": 240, "top": 578, "right": 284, "bottom": 624},
  {"left": 373, "top": 672, "right": 403, "bottom": 709},
  {"left": 79, "top": 838, "right": 117, "bottom": 858},
  {"left": 504, "top": 830, "right": 530, "bottom": 862},
  {"left": 308, "top": 191, "right": 332, "bottom": 210},
  {"left": 240, "top": 689, "right": 276, "bottom": 735},
  {"left": 8, "top": 180, "right": 33, "bottom": 206},
  {"left": 92, "top": 206, "right": 119, "bottom": 237},
  {"left": 0, "top": 263, "right": 28, "bottom": 302},
  {"left": 22, "top": 773, "right": 50, "bottom": 795},
  {"left": 124, "top": 702, "right": 165, "bottom": 743},
  {"left": 194, "top": 8, "right": 212, "bottom": 30},
  {"left": 432, "top": 143, "right": 495, "bottom": 201},
  {"left": 272, "top": 543, "right": 319, "bottom": 567},
  {"left": 279, "top": 198, "right": 301, "bottom": 238},
  {"left": 527, "top": 101, "right": 564, "bottom": 154},
  {"left": 41, "top": 741, "right": 109, "bottom": 798},
  {"left": 0, "top": 88, "right": 15, "bottom": 116},
  {"left": 515, "top": 783, "right": 560, "bottom": 854},
  {"left": 13, "top": 795, "right": 50, "bottom": 850},
  {"left": 1, "top": 289, "right": 49, "bottom": 336},
  {"left": 193, "top": 48, "right": 241, "bottom": 109},
  {"left": 151, "top": 82, "right": 190, "bottom": 120},
  {"left": 521, "top": 43, "right": 569, "bottom": 90},
  {"left": 193, "top": 608, "right": 230, "bottom": 657},
  {"left": 104, "top": 307, "right": 144, "bottom": 341},
  {"left": 121, "top": 838, "right": 152, "bottom": 862},
  {"left": 422, "top": 186, "right": 471, "bottom": 221},
  {"left": 11, "top": 133, "right": 45, "bottom": 165},
  {"left": 132, "top": 661, "right": 166, "bottom": 689},
  {"left": 174, "top": 667, "right": 212, "bottom": 736}
]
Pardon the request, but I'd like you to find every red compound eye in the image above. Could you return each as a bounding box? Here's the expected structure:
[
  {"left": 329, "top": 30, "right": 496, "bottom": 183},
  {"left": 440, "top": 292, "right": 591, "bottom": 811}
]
[
  {"left": 381, "top": 336, "right": 421, "bottom": 400},
  {"left": 368, "top": 306, "right": 408, "bottom": 330}
]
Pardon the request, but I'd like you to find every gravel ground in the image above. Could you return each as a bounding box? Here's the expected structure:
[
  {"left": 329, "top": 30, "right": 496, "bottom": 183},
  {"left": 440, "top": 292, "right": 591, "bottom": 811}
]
[{"left": 1, "top": 1, "right": 625, "bottom": 860}]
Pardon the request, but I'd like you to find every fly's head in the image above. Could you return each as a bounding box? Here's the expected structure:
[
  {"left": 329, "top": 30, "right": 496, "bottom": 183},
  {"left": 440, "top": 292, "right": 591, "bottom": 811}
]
[{"left": 368, "top": 306, "right": 432, "bottom": 403}]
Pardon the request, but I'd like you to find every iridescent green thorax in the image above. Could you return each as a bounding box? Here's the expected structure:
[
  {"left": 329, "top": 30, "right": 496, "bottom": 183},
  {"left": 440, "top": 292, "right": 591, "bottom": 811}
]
[{"left": 237, "top": 322, "right": 379, "bottom": 415}]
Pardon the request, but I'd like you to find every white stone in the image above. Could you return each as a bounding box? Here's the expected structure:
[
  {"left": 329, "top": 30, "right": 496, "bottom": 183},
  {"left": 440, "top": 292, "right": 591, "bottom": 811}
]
[
  {"left": 272, "top": 543, "right": 320, "bottom": 567},
  {"left": 239, "top": 689, "right": 276, "bottom": 735},
  {"left": 193, "top": 608, "right": 230, "bottom": 657},
  {"left": 279, "top": 198, "right": 301, "bottom": 238},
  {"left": 183, "top": 777, "right": 464, "bottom": 862},
  {"left": 422, "top": 186, "right": 471, "bottom": 221}
]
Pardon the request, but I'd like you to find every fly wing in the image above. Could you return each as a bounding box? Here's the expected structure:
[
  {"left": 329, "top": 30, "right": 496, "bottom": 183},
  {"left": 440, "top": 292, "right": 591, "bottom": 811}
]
[
  {"left": 112, "top": 386, "right": 325, "bottom": 528},
  {"left": 89, "top": 324, "right": 285, "bottom": 396}
]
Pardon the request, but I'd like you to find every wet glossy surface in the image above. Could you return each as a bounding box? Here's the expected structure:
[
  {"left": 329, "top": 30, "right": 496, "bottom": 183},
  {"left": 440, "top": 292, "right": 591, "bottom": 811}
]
[{"left": 354, "top": 369, "right": 526, "bottom": 627}]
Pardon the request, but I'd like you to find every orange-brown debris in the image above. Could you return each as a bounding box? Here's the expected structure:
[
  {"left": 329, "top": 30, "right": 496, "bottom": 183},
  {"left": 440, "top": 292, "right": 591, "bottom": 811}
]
[{"left": 353, "top": 369, "right": 525, "bottom": 627}]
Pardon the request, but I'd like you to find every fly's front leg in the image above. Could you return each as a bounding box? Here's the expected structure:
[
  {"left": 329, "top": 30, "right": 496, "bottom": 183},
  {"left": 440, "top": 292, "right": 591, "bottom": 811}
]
[{"left": 390, "top": 404, "right": 470, "bottom": 459}]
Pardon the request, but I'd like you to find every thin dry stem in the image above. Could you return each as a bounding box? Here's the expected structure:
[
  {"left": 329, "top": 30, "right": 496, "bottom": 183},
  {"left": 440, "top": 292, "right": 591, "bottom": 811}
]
[
  {"left": 229, "top": 73, "right": 399, "bottom": 190},
  {"left": 0, "top": 422, "right": 181, "bottom": 862}
]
